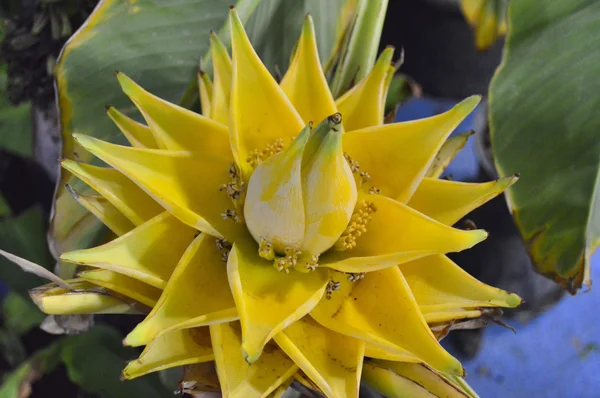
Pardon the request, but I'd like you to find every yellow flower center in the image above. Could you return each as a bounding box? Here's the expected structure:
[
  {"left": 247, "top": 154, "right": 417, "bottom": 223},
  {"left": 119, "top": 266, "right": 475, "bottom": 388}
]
[{"left": 226, "top": 113, "right": 361, "bottom": 273}]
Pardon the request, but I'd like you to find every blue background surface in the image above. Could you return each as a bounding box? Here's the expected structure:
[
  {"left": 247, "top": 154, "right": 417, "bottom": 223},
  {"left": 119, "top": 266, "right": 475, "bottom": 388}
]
[{"left": 396, "top": 98, "right": 600, "bottom": 398}]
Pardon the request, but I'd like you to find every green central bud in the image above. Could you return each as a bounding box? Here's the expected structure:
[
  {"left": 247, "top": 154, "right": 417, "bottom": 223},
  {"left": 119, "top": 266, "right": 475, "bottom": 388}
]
[{"left": 244, "top": 114, "right": 357, "bottom": 271}]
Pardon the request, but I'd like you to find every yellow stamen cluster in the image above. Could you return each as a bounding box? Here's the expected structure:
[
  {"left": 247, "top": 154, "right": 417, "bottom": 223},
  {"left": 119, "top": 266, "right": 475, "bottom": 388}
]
[
  {"left": 305, "top": 254, "right": 319, "bottom": 271},
  {"left": 359, "top": 171, "right": 371, "bottom": 184},
  {"left": 246, "top": 138, "right": 285, "bottom": 168},
  {"left": 258, "top": 237, "right": 275, "bottom": 260},
  {"left": 220, "top": 163, "right": 245, "bottom": 222},
  {"left": 215, "top": 238, "right": 232, "bottom": 263},
  {"left": 274, "top": 247, "right": 301, "bottom": 273},
  {"left": 347, "top": 272, "right": 365, "bottom": 282},
  {"left": 334, "top": 200, "right": 377, "bottom": 251},
  {"left": 344, "top": 152, "right": 360, "bottom": 173},
  {"left": 325, "top": 279, "right": 341, "bottom": 299},
  {"left": 344, "top": 152, "right": 371, "bottom": 186},
  {"left": 221, "top": 209, "right": 240, "bottom": 223},
  {"left": 220, "top": 163, "right": 245, "bottom": 201}
]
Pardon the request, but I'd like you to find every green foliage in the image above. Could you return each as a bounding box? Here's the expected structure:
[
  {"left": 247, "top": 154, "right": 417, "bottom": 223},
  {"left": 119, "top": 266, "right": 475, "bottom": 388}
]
[
  {"left": 0, "top": 342, "right": 62, "bottom": 398},
  {"left": 331, "top": 0, "right": 388, "bottom": 97},
  {"left": 244, "top": 0, "right": 350, "bottom": 75},
  {"left": 2, "top": 293, "right": 44, "bottom": 335},
  {"left": 0, "top": 325, "right": 171, "bottom": 397},
  {"left": 61, "top": 326, "right": 170, "bottom": 397},
  {"left": 0, "top": 97, "right": 31, "bottom": 157},
  {"left": 0, "top": 65, "right": 53, "bottom": 294},
  {"left": 0, "top": 206, "right": 53, "bottom": 295},
  {"left": 489, "top": 0, "right": 600, "bottom": 292}
]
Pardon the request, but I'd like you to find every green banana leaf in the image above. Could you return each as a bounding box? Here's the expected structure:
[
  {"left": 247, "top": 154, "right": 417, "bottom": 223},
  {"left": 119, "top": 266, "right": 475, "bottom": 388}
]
[
  {"left": 0, "top": 342, "right": 62, "bottom": 398},
  {"left": 0, "top": 206, "right": 54, "bottom": 295},
  {"left": 0, "top": 97, "right": 31, "bottom": 157},
  {"left": 0, "top": 67, "right": 54, "bottom": 293},
  {"left": 0, "top": 325, "right": 170, "bottom": 398},
  {"left": 244, "top": 0, "right": 354, "bottom": 75},
  {"left": 50, "top": 0, "right": 356, "bottom": 261},
  {"left": 60, "top": 326, "right": 170, "bottom": 397},
  {"left": 489, "top": 0, "right": 600, "bottom": 292}
]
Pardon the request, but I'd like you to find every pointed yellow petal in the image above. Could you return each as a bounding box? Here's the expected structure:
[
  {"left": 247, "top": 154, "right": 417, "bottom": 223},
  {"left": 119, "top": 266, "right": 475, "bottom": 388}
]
[
  {"left": 227, "top": 239, "right": 329, "bottom": 363},
  {"left": 408, "top": 176, "right": 518, "bottom": 226},
  {"left": 274, "top": 317, "right": 364, "bottom": 398},
  {"left": 73, "top": 134, "right": 243, "bottom": 240},
  {"left": 244, "top": 125, "right": 310, "bottom": 253},
  {"left": 321, "top": 193, "right": 487, "bottom": 273},
  {"left": 106, "top": 106, "right": 158, "bottom": 149},
  {"left": 401, "top": 254, "right": 521, "bottom": 313},
  {"left": 269, "top": 376, "right": 294, "bottom": 398},
  {"left": 229, "top": 9, "right": 304, "bottom": 179},
  {"left": 362, "top": 363, "right": 433, "bottom": 398},
  {"left": 124, "top": 234, "right": 237, "bottom": 347},
  {"left": 211, "top": 322, "right": 298, "bottom": 397},
  {"left": 60, "top": 212, "right": 195, "bottom": 289},
  {"left": 79, "top": 269, "right": 162, "bottom": 308},
  {"left": 342, "top": 97, "right": 481, "bottom": 202},
  {"left": 300, "top": 115, "right": 357, "bottom": 258},
  {"left": 198, "top": 70, "right": 213, "bottom": 118},
  {"left": 209, "top": 32, "right": 232, "bottom": 125},
  {"left": 115, "top": 72, "right": 231, "bottom": 157},
  {"left": 444, "top": 371, "right": 480, "bottom": 398},
  {"left": 364, "top": 344, "right": 421, "bottom": 363},
  {"left": 425, "top": 131, "right": 472, "bottom": 179},
  {"left": 123, "top": 328, "right": 214, "bottom": 379},
  {"left": 311, "top": 268, "right": 463, "bottom": 375},
  {"left": 30, "top": 280, "right": 133, "bottom": 315},
  {"left": 460, "top": 0, "right": 481, "bottom": 26},
  {"left": 473, "top": 1, "right": 501, "bottom": 51},
  {"left": 280, "top": 15, "right": 337, "bottom": 125},
  {"left": 61, "top": 160, "right": 163, "bottom": 226},
  {"left": 363, "top": 362, "right": 470, "bottom": 398},
  {"left": 377, "top": 360, "right": 474, "bottom": 398},
  {"left": 294, "top": 371, "right": 323, "bottom": 394},
  {"left": 67, "top": 190, "right": 134, "bottom": 236},
  {"left": 423, "top": 308, "right": 484, "bottom": 324},
  {"left": 335, "top": 47, "right": 394, "bottom": 131},
  {"left": 382, "top": 64, "right": 397, "bottom": 115}
]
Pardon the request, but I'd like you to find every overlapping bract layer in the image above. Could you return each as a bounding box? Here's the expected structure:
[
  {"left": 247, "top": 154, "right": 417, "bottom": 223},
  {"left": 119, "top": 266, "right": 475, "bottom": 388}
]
[{"left": 17, "top": 8, "right": 522, "bottom": 398}]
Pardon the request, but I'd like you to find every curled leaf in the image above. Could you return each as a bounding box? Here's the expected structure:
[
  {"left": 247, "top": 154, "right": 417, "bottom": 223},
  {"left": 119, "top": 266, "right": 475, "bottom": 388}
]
[{"left": 0, "top": 249, "right": 73, "bottom": 290}]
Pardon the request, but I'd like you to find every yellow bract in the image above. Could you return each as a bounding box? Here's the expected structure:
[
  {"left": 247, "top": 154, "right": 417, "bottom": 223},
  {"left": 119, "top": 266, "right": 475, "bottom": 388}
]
[
  {"left": 30, "top": 280, "right": 134, "bottom": 315},
  {"left": 227, "top": 240, "right": 328, "bottom": 363},
  {"left": 460, "top": 0, "right": 508, "bottom": 51},
  {"left": 123, "top": 328, "right": 214, "bottom": 379},
  {"left": 5, "top": 7, "right": 523, "bottom": 398},
  {"left": 244, "top": 125, "right": 310, "bottom": 254},
  {"left": 67, "top": 191, "right": 134, "bottom": 236},
  {"left": 300, "top": 115, "right": 357, "bottom": 258},
  {"left": 209, "top": 32, "right": 233, "bottom": 125},
  {"left": 60, "top": 212, "right": 193, "bottom": 289},
  {"left": 229, "top": 10, "right": 304, "bottom": 180},
  {"left": 280, "top": 16, "right": 337, "bottom": 125},
  {"left": 124, "top": 234, "right": 237, "bottom": 347},
  {"left": 274, "top": 316, "right": 364, "bottom": 397},
  {"left": 336, "top": 47, "right": 394, "bottom": 131}
]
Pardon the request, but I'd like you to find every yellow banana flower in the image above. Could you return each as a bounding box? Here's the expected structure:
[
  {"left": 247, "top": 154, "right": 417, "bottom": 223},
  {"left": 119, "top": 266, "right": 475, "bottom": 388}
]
[{"left": 2, "top": 8, "right": 522, "bottom": 398}]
